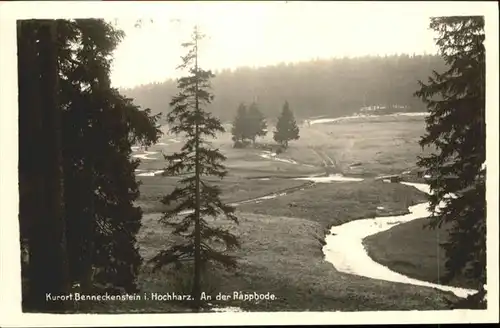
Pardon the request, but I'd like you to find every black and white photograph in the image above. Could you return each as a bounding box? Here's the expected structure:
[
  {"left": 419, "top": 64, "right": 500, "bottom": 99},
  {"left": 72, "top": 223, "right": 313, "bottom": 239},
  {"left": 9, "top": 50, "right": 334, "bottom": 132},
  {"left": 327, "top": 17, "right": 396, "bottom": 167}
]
[{"left": 0, "top": 1, "right": 498, "bottom": 326}]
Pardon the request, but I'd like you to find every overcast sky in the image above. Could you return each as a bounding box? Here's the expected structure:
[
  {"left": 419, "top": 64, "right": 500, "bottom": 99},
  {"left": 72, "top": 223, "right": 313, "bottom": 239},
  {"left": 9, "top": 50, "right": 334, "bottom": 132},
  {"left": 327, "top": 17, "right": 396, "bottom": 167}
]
[{"left": 110, "top": 2, "right": 442, "bottom": 88}]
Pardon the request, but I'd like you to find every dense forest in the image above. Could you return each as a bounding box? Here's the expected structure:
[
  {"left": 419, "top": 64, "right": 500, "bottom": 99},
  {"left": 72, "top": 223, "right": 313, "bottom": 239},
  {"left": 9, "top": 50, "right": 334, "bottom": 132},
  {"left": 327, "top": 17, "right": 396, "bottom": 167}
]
[{"left": 121, "top": 54, "right": 448, "bottom": 122}]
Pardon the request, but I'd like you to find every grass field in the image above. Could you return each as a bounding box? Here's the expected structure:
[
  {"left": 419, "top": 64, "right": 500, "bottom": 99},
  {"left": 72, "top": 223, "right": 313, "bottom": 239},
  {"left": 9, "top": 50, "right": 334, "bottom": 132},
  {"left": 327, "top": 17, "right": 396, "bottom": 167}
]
[
  {"left": 91, "top": 211, "right": 457, "bottom": 313},
  {"left": 135, "top": 114, "right": 431, "bottom": 178},
  {"left": 363, "top": 218, "right": 479, "bottom": 290},
  {"left": 236, "top": 180, "right": 428, "bottom": 227},
  {"left": 247, "top": 114, "right": 432, "bottom": 177},
  {"left": 136, "top": 175, "right": 313, "bottom": 214},
  {"left": 113, "top": 114, "right": 465, "bottom": 312}
]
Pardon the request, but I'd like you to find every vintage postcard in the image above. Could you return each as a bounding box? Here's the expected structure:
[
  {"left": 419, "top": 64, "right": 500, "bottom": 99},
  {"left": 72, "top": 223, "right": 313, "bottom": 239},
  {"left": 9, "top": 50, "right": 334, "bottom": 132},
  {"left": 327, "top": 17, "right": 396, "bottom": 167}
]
[{"left": 0, "top": 1, "right": 498, "bottom": 326}]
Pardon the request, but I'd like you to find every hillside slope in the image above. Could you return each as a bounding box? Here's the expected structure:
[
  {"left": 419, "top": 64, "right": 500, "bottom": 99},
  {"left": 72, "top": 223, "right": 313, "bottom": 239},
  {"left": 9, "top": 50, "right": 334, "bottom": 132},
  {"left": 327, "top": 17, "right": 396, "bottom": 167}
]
[{"left": 121, "top": 54, "right": 447, "bottom": 122}]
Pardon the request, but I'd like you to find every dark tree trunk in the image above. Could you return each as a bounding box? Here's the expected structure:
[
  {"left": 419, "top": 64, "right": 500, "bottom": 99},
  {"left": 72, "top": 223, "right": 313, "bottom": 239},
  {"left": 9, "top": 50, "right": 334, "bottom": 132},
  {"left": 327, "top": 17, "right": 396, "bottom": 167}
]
[
  {"left": 81, "top": 80, "right": 97, "bottom": 297},
  {"left": 27, "top": 20, "right": 70, "bottom": 313},
  {"left": 18, "top": 21, "right": 41, "bottom": 310},
  {"left": 81, "top": 164, "right": 96, "bottom": 299}
]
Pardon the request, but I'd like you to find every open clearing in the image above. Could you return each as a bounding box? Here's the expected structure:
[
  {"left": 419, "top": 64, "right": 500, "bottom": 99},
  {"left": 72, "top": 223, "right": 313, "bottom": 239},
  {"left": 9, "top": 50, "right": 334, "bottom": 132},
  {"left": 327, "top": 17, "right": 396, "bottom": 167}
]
[
  {"left": 109, "top": 114, "right": 466, "bottom": 312},
  {"left": 134, "top": 114, "right": 431, "bottom": 178}
]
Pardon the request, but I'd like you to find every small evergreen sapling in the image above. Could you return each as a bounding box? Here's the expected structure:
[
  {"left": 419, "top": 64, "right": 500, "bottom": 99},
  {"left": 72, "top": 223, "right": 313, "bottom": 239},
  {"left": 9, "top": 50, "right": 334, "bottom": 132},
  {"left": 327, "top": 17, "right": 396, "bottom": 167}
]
[{"left": 150, "top": 26, "right": 240, "bottom": 311}]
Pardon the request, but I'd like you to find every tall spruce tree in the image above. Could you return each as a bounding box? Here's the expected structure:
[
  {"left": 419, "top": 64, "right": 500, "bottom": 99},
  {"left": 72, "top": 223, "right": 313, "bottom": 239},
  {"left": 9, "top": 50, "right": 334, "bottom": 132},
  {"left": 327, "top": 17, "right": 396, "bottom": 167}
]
[
  {"left": 231, "top": 103, "right": 250, "bottom": 146},
  {"left": 59, "top": 19, "right": 161, "bottom": 298},
  {"left": 247, "top": 102, "right": 267, "bottom": 144},
  {"left": 150, "top": 26, "right": 240, "bottom": 311},
  {"left": 18, "top": 19, "right": 161, "bottom": 312},
  {"left": 414, "top": 16, "right": 486, "bottom": 308},
  {"left": 273, "top": 101, "right": 300, "bottom": 149}
]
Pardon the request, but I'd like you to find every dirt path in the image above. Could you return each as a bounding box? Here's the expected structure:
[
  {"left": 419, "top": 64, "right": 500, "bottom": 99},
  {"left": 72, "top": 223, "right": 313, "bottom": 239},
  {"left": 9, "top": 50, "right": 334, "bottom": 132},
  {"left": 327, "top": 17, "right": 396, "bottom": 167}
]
[
  {"left": 299, "top": 123, "right": 344, "bottom": 173},
  {"left": 229, "top": 180, "right": 316, "bottom": 206},
  {"left": 309, "top": 148, "right": 328, "bottom": 167}
]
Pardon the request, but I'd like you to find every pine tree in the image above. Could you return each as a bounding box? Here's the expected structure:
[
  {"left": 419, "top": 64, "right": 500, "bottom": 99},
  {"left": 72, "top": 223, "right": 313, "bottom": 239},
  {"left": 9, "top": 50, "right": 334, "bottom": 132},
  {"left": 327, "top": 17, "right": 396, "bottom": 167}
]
[
  {"left": 247, "top": 102, "right": 267, "bottom": 145},
  {"left": 18, "top": 19, "right": 161, "bottom": 312},
  {"left": 59, "top": 19, "right": 161, "bottom": 297},
  {"left": 414, "top": 16, "right": 486, "bottom": 307},
  {"left": 273, "top": 101, "right": 300, "bottom": 149},
  {"left": 231, "top": 103, "right": 250, "bottom": 147},
  {"left": 150, "top": 26, "right": 240, "bottom": 312}
]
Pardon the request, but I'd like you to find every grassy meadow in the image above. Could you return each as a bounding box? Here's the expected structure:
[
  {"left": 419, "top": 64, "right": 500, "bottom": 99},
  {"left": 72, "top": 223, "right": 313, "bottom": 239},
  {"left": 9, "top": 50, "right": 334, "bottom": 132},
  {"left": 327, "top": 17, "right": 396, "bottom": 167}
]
[
  {"left": 117, "top": 114, "right": 462, "bottom": 312},
  {"left": 363, "top": 218, "right": 479, "bottom": 290},
  {"left": 135, "top": 114, "right": 431, "bottom": 178}
]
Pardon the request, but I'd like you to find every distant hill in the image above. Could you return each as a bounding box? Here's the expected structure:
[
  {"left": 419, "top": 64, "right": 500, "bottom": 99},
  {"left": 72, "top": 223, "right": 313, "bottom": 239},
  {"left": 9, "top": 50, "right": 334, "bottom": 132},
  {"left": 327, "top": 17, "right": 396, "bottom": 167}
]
[{"left": 120, "top": 54, "right": 446, "bottom": 123}]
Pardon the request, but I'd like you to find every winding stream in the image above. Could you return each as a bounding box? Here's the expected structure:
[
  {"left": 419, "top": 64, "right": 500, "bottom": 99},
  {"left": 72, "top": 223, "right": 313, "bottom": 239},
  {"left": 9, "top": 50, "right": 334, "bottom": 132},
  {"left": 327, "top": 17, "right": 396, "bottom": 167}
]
[
  {"left": 132, "top": 151, "right": 159, "bottom": 160},
  {"left": 205, "top": 176, "right": 477, "bottom": 313},
  {"left": 209, "top": 177, "right": 477, "bottom": 313},
  {"left": 295, "top": 173, "right": 364, "bottom": 183},
  {"left": 323, "top": 181, "right": 477, "bottom": 299}
]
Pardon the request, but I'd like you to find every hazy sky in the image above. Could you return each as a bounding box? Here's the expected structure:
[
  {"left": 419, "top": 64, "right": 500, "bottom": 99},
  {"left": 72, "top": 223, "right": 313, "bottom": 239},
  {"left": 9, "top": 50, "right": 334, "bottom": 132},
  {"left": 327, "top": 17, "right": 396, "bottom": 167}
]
[{"left": 110, "top": 2, "right": 441, "bottom": 89}]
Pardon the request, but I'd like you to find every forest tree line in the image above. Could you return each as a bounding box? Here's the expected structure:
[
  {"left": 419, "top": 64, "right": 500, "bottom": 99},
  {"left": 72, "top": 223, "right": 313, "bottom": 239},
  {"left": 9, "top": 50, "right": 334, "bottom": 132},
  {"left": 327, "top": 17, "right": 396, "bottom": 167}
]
[{"left": 121, "top": 54, "right": 448, "bottom": 122}]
